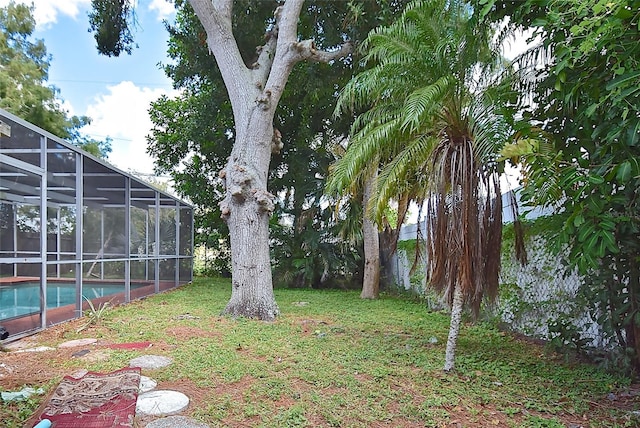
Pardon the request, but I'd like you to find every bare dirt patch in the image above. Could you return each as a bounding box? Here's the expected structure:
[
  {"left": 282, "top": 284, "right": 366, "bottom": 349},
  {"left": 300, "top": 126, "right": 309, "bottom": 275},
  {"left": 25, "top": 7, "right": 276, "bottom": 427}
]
[
  {"left": 165, "top": 326, "right": 220, "bottom": 340},
  {"left": 212, "top": 375, "right": 255, "bottom": 402},
  {"left": 297, "top": 318, "right": 331, "bottom": 335}
]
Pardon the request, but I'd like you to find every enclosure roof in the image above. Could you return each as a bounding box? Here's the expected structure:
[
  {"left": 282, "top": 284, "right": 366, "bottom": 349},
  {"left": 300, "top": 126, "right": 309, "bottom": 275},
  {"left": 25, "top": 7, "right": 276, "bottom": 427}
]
[{"left": 0, "top": 108, "right": 191, "bottom": 209}]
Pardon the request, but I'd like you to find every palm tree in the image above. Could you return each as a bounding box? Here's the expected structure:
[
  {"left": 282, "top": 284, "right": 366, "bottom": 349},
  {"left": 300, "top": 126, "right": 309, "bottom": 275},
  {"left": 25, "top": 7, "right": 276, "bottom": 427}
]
[
  {"left": 325, "top": 138, "right": 381, "bottom": 298},
  {"left": 328, "top": 0, "right": 515, "bottom": 371}
]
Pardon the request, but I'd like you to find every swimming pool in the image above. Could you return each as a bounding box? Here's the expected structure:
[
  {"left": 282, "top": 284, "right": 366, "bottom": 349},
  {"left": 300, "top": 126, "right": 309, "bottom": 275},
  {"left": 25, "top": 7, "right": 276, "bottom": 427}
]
[{"left": 0, "top": 281, "right": 145, "bottom": 320}]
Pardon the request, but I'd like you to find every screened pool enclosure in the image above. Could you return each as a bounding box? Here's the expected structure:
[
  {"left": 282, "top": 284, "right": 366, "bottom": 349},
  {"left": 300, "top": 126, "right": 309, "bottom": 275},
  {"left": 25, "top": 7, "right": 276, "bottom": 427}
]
[{"left": 0, "top": 108, "right": 193, "bottom": 340}]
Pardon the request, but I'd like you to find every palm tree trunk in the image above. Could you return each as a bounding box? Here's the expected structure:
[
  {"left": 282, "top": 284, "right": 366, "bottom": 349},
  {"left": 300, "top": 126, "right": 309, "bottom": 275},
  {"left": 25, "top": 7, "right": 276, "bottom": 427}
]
[
  {"left": 444, "top": 283, "right": 464, "bottom": 371},
  {"left": 361, "top": 174, "right": 380, "bottom": 299}
]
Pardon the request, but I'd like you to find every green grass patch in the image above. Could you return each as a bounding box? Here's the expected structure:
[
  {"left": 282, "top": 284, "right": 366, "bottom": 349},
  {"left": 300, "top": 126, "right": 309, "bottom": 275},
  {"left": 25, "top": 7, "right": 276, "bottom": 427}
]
[{"left": 1, "top": 277, "right": 636, "bottom": 427}]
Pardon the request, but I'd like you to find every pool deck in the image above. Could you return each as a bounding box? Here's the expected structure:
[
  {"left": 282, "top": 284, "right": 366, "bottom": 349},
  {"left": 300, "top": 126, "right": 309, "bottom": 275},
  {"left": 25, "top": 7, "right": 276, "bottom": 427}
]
[{"left": 0, "top": 276, "right": 39, "bottom": 284}]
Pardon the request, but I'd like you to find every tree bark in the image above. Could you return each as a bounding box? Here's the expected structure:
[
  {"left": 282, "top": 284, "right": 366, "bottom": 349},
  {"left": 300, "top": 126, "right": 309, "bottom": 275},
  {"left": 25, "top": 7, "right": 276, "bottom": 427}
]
[
  {"left": 220, "top": 109, "right": 279, "bottom": 320},
  {"left": 361, "top": 174, "right": 380, "bottom": 299},
  {"left": 443, "top": 283, "right": 464, "bottom": 372}
]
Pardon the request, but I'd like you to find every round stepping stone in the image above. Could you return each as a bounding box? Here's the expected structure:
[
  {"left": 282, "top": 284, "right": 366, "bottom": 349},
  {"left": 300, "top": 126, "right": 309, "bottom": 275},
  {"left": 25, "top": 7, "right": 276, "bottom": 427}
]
[
  {"left": 139, "top": 375, "right": 157, "bottom": 393},
  {"left": 129, "top": 355, "right": 173, "bottom": 370},
  {"left": 58, "top": 338, "right": 98, "bottom": 348},
  {"left": 136, "top": 390, "right": 189, "bottom": 416},
  {"left": 145, "top": 416, "right": 209, "bottom": 428}
]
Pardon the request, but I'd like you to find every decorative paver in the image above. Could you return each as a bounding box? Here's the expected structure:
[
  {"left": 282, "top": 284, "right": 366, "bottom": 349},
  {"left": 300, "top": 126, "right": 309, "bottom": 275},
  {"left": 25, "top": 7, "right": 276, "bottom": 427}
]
[
  {"left": 139, "top": 375, "right": 157, "bottom": 393},
  {"left": 136, "top": 390, "right": 189, "bottom": 416},
  {"left": 144, "top": 416, "right": 209, "bottom": 428},
  {"left": 130, "top": 355, "right": 173, "bottom": 370},
  {"left": 71, "top": 349, "right": 90, "bottom": 358},
  {"left": 58, "top": 338, "right": 98, "bottom": 348}
]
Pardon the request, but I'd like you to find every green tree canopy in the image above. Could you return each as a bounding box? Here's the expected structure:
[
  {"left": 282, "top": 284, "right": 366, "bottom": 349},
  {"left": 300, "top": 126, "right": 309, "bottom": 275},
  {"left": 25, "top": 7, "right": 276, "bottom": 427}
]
[
  {"left": 0, "top": 1, "right": 110, "bottom": 158},
  {"left": 75, "top": 135, "right": 113, "bottom": 159},
  {"left": 485, "top": 0, "right": 640, "bottom": 373},
  {"left": 88, "top": 0, "right": 137, "bottom": 57}
]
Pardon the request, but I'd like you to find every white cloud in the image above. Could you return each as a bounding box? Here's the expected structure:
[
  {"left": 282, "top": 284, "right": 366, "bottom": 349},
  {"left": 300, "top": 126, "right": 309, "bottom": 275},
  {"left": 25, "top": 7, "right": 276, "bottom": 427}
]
[
  {"left": 59, "top": 99, "right": 77, "bottom": 119},
  {"left": 82, "top": 81, "right": 178, "bottom": 175},
  {"left": 148, "top": 0, "right": 175, "bottom": 21},
  {"left": 0, "top": 0, "right": 175, "bottom": 29},
  {"left": 0, "top": 0, "right": 90, "bottom": 28}
]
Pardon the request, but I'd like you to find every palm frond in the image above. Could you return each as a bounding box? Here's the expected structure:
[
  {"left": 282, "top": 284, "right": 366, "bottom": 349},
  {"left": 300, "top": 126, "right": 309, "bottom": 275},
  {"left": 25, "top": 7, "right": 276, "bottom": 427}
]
[
  {"left": 366, "top": 22, "right": 419, "bottom": 65},
  {"left": 509, "top": 41, "right": 553, "bottom": 107},
  {"left": 372, "top": 134, "right": 436, "bottom": 219},
  {"left": 466, "top": 97, "right": 511, "bottom": 164},
  {"left": 326, "top": 116, "right": 404, "bottom": 196},
  {"left": 401, "top": 76, "right": 453, "bottom": 133}
]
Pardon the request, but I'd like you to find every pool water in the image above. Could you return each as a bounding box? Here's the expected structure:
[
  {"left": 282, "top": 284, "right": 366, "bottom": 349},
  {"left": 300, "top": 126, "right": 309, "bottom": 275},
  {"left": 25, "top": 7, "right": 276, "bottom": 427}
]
[{"left": 0, "top": 281, "right": 142, "bottom": 320}]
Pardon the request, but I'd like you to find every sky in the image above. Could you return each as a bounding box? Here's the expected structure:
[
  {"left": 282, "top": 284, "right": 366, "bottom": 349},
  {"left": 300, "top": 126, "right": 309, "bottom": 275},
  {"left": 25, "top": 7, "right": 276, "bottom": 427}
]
[{"left": 2, "top": 0, "right": 179, "bottom": 176}]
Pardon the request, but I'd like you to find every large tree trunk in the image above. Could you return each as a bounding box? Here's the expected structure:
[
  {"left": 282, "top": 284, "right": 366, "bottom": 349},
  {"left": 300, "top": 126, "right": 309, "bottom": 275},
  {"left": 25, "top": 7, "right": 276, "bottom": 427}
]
[
  {"left": 189, "top": 0, "right": 353, "bottom": 320},
  {"left": 443, "top": 283, "right": 464, "bottom": 372},
  {"left": 220, "top": 112, "right": 279, "bottom": 320},
  {"left": 361, "top": 175, "right": 380, "bottom": 299}
]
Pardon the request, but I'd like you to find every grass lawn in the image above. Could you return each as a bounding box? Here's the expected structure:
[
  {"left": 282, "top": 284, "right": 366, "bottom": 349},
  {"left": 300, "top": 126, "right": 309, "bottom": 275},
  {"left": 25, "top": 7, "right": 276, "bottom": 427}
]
[{"left": 1, "top": 277, "right": 638, "bottom": 427}]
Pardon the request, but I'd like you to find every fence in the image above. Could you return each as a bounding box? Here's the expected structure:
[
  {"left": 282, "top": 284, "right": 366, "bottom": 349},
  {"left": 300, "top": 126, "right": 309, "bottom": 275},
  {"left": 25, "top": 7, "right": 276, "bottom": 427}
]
[
  {"left": 499, "top": 235, "right": 607, "bottom": 348},
  {"left": 392, "top": 190, "right": 608, "bottom": 350}
]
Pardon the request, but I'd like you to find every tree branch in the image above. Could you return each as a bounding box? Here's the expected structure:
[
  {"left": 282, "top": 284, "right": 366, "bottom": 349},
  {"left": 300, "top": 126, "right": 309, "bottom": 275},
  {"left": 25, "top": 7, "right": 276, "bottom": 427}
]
[
  {"left": 259, "top": 0, "right": 354, "bottom": 111},
  {"left": 252, "top": 0, "right": 305, "bottom": 111},
  {"left": 188, "top": 0, "right": 244, "bottom": 72},
  {"left": 251, "top": 6, "right": 281, "bottom": 87},
  {"left": 188, "top": 0, "right": 222, "bottom": 38},
  {"left": 188, "top": 0, "right": 253, "bottom": 123},
  {"left": 277, "top": 0, "right": 305, "bottom": 45},
  {"left": 214, "top": 0, "right": 232, "bottom": 21},
  {"left": 294, "top": 39, "right": 355, "bottom": 63}
]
